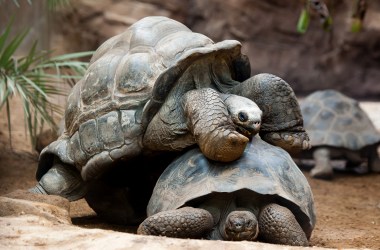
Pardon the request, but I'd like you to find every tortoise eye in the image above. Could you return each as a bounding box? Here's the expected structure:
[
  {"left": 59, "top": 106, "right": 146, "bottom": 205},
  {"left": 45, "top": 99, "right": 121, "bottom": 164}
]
[{"left": 238, "top": 112, "right": 248, "bottom": 122}]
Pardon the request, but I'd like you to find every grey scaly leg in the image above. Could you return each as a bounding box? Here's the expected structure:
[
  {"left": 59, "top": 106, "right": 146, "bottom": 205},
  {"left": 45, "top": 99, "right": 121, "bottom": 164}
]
[
  {"left": 258, "top": 203, "right": 308, "bottom": 246},
  {"left": 311, "top": 147, "right": 333, "bottom": 179},
  {"left": 137, "top": 207, "right": 214, "bottom": 239}
]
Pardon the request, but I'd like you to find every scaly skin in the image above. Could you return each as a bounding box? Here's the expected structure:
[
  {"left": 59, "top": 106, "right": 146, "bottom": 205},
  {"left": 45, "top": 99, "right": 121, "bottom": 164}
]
[
  {"left": 259, "top": 203, "right": 309, "bottom": 246},
  {"left": 143, "top": 88, "right": 259, "bottom": 162},
  {"left": 137, "top": 203, "right": 307, "bottom": 246},
  {"left": 182, "top": 88, "right": 249, "bottom": 162},
  {"left": 137, "top": 207, "right": 214, "bottom": 238}
]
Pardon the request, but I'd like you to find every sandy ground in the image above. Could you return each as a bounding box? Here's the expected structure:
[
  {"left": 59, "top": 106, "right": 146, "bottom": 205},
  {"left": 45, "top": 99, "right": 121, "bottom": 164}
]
[{"left": 0, "top": 99, "right": 379, "bottom": 249}]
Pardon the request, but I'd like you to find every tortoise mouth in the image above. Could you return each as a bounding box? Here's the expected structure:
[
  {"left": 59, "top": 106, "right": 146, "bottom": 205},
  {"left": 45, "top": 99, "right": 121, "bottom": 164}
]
[
  {"left": 236, "top": 125, "right": 260, "bottom": 139},
  {"left": 224, "top": 215, "right": 259, "bottom": 241},
  {"left": 225, "top": 224, "right": 259, "bottom": 241}
]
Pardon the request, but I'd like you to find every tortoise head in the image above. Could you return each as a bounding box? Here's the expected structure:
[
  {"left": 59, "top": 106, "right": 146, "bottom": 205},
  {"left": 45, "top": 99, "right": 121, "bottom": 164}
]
[
  {"left": 223, "top": 210, "right": 259, "bottom": 241},
  {"left": 222, "top": 94, "right": 262, "bottom": 139}
]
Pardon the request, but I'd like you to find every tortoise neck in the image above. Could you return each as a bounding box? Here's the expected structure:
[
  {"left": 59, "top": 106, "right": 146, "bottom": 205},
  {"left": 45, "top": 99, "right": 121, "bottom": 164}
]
[{"left": 210, "top": 60, "right": 241, "bottom": 93}]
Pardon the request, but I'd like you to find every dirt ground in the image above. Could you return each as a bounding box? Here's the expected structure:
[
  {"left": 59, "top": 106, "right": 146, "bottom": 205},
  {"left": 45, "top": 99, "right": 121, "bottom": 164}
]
[{"left": 0, "top": 100, "right": 379, "bottom": 249}]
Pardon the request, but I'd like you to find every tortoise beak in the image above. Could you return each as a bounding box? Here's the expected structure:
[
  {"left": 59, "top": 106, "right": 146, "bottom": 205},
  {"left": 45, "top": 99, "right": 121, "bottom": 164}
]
[{"left": 237, "top": 121, "right": 261, "bottom": 139}]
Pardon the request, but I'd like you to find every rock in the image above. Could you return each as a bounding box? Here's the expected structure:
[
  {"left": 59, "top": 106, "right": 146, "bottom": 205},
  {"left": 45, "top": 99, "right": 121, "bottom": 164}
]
[
  {"left": 0, "top": 190, "right": 70, "bottom": 224},
  {"left": 0, "top": 214, "right": 335, "bottom": 250}
]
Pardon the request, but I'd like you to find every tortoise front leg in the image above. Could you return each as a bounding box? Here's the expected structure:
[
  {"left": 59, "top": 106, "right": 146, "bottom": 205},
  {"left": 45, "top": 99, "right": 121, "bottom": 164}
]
[
  {"left": 258, "top": 203, "right": 309, "bottom": 246},
  {"left": 183, "top": 88, "right": 249, "bottom": 162},
  {"left": 137, "top": 207, "right": 214, "bottom": 239}
]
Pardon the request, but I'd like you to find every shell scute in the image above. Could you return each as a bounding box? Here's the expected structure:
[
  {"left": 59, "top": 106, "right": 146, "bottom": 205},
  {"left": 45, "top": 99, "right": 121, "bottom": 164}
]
[
  {"left": 301, "top": 89, "right": 380, "bottom": 150},
  {"left": 79, "top": 118, "right": 101, "bottom": 157},
  {"left": 97, "top": 111, "right": 124, "bottom": 150},
  {"left": 38, "top": 16, "right": 249, "bottom": 181},
  {"left": 69, "top": 131, "right": 87, "bottom": 167},
  {"left": 81, "top": 49, "right": 125, "bottom": 107},
  {"left": 147, "top": 136, "right": 315, "bottom": 239},
  {"left": 65, "top": 82, "right": 82, "bottom": 132},
  {"left": 114, "top": 52, "right": 159, "bottom": 97}
]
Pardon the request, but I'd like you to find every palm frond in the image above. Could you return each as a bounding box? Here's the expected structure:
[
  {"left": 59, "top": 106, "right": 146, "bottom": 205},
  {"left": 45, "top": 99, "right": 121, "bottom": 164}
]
[
  {"left": 0, "top": 20, "right": 93, "bottom": 148},
  {"left": 47, "top": 0, "right": 71, "bottom": 10}
]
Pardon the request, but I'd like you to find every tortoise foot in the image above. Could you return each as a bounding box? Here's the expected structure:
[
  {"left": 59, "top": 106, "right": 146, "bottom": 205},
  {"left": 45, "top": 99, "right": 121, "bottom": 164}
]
[
  {"left": 260, "top": 131, "right": 310, "bottom": 155},
  {"left": 259, "top": 203, "right": 309, "bottom": 246},
  {"left": 310, "top": 165, "right": 334, "bottom": 180},
  {"left": 137, "top": 207, "right": 213, "bottom": 238},
  {"left": 311, "top": 148, "right": 333, "bottom": 180}
]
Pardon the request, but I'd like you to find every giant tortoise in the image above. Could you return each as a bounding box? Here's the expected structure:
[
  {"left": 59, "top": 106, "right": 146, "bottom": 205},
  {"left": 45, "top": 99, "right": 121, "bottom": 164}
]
[
  {"left": 30, "top": 16, "right": 309, "bottom": 223},
  {"left": 301, "top": 89, "right": 380, "bottom": 179},
  {"left": 138, "top": 136, "right": 316, "bottom": 246}
]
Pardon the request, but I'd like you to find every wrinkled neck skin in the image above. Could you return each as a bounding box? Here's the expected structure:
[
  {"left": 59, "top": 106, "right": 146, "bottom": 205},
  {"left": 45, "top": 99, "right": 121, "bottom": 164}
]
[
  {"left": 210, "top": 58, "right": 242, "bottom": 93},
  {"left": 173, "top": 57, "right": 242, "bottom": 95}
]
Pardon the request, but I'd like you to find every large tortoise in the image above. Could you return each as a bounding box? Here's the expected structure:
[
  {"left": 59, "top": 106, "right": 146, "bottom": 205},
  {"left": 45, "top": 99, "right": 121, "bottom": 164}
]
[
  {"left": 138, "top": 136, "right": 316, "bottom": 246},
  {"left": 30, "top": 16, "right": 309, "bottom": 221},
  {"left": 300, "top": 89, "right": 380, "bottom": 179}
]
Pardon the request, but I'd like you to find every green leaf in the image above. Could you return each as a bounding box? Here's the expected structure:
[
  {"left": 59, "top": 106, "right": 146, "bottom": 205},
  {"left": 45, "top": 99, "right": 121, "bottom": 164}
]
[
  {"left": 297, "top": 8, "right": 310, "bottom": 34},
  {"left": 0, "top": 28, "right": 29, "bottom": 67},
  {"left": 0, "top": 19, "right": 91, "bottom": 148},
  {"left": 0, "top": 18, "right": 13, "bottom": 55},
  {"left": 47, "top": 0, "right": 71, "bottom": 10},
  {"left": 351, "top": 18, "right": 362, "bottom": 33},
  {"left": 49, "top": 51, "right": 93, "bottom": 61},
  {"left": 17, "top": 40, "right": 40, "bottom": 73},
  {"left": 20, "top": 75, "right": 48, "bottom": 98},
  {"left": 322, "top": 16, "right": 333, "bottom": 31}
]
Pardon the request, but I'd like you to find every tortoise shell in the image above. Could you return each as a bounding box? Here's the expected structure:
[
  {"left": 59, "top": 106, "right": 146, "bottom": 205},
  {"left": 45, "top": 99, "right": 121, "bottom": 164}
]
[
  {"left": 147, "top": 136, "right": 316, "bottom": 239},
  {"left": 301, "top": 89, "right": 380, "bottom": 150},
  {"left": 37, "top": 16, "right": 250, "bottom": 180},
  {"left": 64, "top": 16, "right": 249, "bottom": 136}
]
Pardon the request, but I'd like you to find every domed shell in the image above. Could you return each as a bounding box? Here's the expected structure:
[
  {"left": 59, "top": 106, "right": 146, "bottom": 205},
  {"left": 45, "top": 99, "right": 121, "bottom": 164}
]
[
  {"left": 64, "top": 16, "right": 249, "bottom": 136},
  {"left": 301, "top": 89, "right": 380, "bottom": 150},
  {"left": 147, "top": 136, "right": 316, "bottom": 239}
]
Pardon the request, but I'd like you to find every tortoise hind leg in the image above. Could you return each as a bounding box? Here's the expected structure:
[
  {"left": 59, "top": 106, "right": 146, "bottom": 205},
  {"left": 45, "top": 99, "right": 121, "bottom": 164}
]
[
  {"left": 29, "top": 161, "right": 87, "bottom": 201},
  {"left": 258, "top": 203, "right": 308, "bottom": 246},
  {"left": 310, "top": 147, "right": 333, "bottom": 179},
  {"left": 137, "top": 207, "right": 214, "bottom": 239}
]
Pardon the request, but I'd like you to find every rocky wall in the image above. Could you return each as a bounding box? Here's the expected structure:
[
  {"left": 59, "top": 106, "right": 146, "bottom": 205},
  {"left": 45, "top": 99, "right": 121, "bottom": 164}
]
[{"left": 52, "top": 0, "right": 380, "bottom": 99}]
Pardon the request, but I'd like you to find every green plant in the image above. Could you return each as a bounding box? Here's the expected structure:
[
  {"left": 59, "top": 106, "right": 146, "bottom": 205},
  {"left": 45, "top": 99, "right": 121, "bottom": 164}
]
[
  {"left": 297, "top": 0, "right": 332, "bottom": 34},
  {"left": 297, "top": 0, "right": 368, "bottom": 34},
  {"left": 0, "top": 19, "right": 92, "bottom": 148}
]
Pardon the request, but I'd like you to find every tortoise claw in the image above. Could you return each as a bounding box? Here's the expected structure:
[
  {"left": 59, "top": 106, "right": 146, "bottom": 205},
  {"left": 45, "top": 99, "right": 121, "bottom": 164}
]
[{"left": 260, "top": 131, "right": 310, "bottom": 155}]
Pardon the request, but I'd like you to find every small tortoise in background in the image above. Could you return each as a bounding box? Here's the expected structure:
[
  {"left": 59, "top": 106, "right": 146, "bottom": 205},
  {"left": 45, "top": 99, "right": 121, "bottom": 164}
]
[
  {"left": 138, "top": 136, "right": 316, "bottom": 246},
  {"left": 300, "top": 89, "right": 380, "bottom": 179},
  {"left": 30, "top": 16, "right": 309, "bottom": 222}
]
